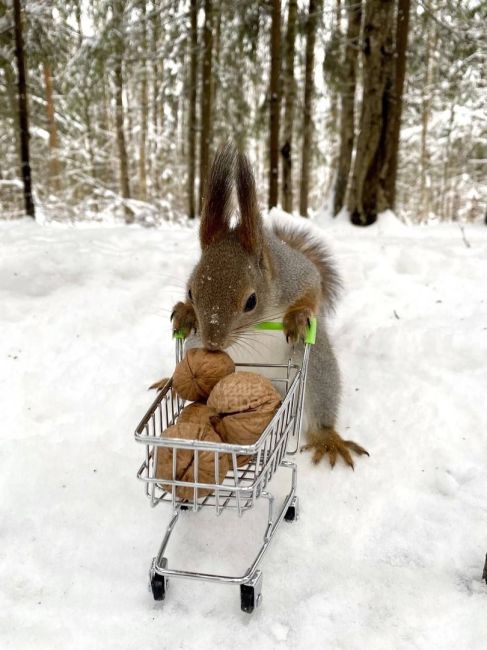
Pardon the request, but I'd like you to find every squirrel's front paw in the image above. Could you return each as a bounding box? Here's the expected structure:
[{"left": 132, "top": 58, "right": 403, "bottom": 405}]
[
  {"left": 171, "top": 301, "right": 197, "bottom": 338},
  {"left": 283, "top": 307, "right": 313, "bottom": 344},
  {"left": 301, "top": 428, "right": 369, "bottom": 469}
]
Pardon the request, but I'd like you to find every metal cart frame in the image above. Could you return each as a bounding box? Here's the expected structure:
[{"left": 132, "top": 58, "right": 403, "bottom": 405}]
[{"left": 134, "top": 319, "right": 316, "bottom": 613}]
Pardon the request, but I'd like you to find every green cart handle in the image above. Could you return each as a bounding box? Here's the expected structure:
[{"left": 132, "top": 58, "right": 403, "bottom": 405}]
[
  {"left": 254, "top": 318, "right": 317, "bottom": 344},
  {"left": 174, "top": 317, "right": 317, "bottom": 345}
]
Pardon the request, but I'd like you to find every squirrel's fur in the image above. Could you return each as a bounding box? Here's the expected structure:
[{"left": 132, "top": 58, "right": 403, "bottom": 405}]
[{"left": 170, "top": 143, "right": 368, "bottom": 468}]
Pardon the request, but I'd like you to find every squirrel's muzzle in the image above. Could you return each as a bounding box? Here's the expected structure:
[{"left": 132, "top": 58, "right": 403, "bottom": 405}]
[
  {"left": 200, "top": 321, "right": 229, "bottom": 352},
  {"left": 204, "top": 340, "right": 223, "bottom": 351}
]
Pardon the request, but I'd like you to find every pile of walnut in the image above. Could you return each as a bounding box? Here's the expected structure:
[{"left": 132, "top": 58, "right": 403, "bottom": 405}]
[{"left": 155, "top": 348, "right": 281, "bottom": 500}]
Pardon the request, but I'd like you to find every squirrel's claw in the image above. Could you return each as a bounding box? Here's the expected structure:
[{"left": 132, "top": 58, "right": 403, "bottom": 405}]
[
  {"left": 170, "top": 300, "right": 198, "bottom": 339},
  {"left": 283, "top": 307, "right": 314, "bottom": 344},
  {"left": 149, "top": 377, "right": 171, "bottom": 391},
  {"left": 300, "top": 428, "right": 369, "bottom": 469}
]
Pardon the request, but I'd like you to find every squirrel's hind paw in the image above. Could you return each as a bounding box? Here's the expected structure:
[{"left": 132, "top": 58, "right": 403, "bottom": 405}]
[
  {"left": 300, "top": 428, "right": 369, "bottom": 469},
  {"left": 149, "top": 377, "right": 171, "bottom": 391}
]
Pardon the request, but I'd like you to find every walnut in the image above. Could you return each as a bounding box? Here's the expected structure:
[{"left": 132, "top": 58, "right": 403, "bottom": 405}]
[
  {"left": 208, "top": 372, "right": 281, "bottom": 465},
  {"left": 172, "top": 348, "right": 235, "bottom": 402},
  {"left": 155, "top": 422, "right": 229, "bottom": 500}
]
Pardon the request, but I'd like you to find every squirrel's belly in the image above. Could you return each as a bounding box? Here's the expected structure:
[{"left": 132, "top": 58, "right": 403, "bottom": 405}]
[
  {"left": 227, "top": 330, "right": 310, "bottom": 433},
  {"left": 186, "top": 329, "right": 310, "bottom": 432},
  {"left": 226, "top": 328, "right": 290, "bottom": 368}
]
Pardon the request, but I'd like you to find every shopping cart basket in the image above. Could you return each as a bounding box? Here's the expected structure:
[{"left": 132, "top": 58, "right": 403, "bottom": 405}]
[{"left": 134, "top": 319, "right": 316, "bottom": 613}]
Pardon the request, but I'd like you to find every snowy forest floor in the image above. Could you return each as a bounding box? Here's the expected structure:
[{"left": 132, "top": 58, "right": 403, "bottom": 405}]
[{"left": 1, "top": 214, "right": 487, "bottom": 649}]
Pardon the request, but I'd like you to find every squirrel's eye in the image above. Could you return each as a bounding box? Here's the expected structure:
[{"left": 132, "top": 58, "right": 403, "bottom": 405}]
[
  {"left": 244, "top": 293, "right": 257, "bottom": 312},
  {"left": 188, "top": 288, "right": 193, "bottom": 301}
]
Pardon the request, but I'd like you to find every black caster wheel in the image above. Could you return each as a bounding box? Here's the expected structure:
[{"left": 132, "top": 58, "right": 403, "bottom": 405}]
[
  {"left": 151, "top": 574, "right": 166, "bottom": 601},
  {"left": 149, "top": 557, "right": 168, "bottom": 601},
  {"left": 284, "top": 496, "right": 299, "bottom": 522},
  {"left": 240, "top": 570, "right": 263, "bottom": 614}
]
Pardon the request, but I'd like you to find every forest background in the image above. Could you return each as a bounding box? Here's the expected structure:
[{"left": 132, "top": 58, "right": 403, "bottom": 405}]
[{"left": 1, "top": 0, "right": 485, "bottom": 226}]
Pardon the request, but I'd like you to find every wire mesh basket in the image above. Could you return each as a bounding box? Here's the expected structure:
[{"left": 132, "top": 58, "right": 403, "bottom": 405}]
[{"left": 134, "top": 319, "right": 316, "bottom": 612}]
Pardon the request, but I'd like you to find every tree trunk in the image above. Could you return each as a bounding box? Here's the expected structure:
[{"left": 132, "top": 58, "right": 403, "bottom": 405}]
[
  {"left": 299, "top": 0, "right": 322, "bottom": 217},
  {"left": 13, "top": 0, "right": 35, "bottom": 218},
  {"left": 150, "top": 1, "right": 158, "bottom": 190},
  {"left": 42, "top": 62, "right": 61, "bottom": 194},
  {"left": 188, "top": 0, "right": 198, "bottom": 219},
  {"left": 380, "top": 0, "right": 411, "bottom": 210},
  {"left": 113, "top": 0, "right": 133, "bottom": 223},
  {"left": 199, "top": 0, "right": 213, "bottom": 211},
  {"left": 268, "top": 0, "right": 281, "bottom": 210},
  {"left": 75, "top": 6, "right": 98, "bottom": 199},
  {"left": 347, "top": 0, "right": 395, "bottom": 226},
  {"left": 124, "top": 85, "right": 134, "bottom": 157},
  {"left": 323, "top": 0, "right": 342, "bottom": 198},
  {"left": 139, "top": 0, "right": 148, "bottom": 201},
  {"left": 212, "top": 2, "right": 221, "bottom": 118},
  {"left": 419, "top": 20, "right": 436, "bottom": 222},
  {"left": 333, "top": 0, "right": 362, "bottom": 216},
  {"left": 4, "top": 61, "right": 20, "bottom": 172},
  {"left": 440, "top": 100, "right": 455, "bottom": 220},
  {"left": 280, "top": 0, "right": 297, "bottom": 213},
  {"left": 100, "top": 62, "right": 114, "bottom": 186}
]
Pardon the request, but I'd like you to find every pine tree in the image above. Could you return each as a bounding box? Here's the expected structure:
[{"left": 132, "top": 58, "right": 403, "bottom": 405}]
[
  {"left": 138, "top": 0, "right": 148, "bottom": 201},
  {"left": 187, "top": 0, "right": 198, "bottom": 219},
  {"left": 333, "top": 0, "right": 362, "bottom": 216},
  {"left": 299, "top": 0, "right": 322, "bottom": 217},
  {"left": 13, "top": 0, "right": 35, "bottom": 218},
  {"left": 199, "top": 0, "right": 213, "bottom": 211},
  {"left": 112, "top": 0, "right": 133, "bottom": 223},
  {"left": 268, "top": 0, "right": 281, "bottom": 209},
  {"left": 347, "top": 0, "right": 395, "bottom": 225},
  {"left": 280, "top": 0, "right": 297, "bottom": 213},
  {"left": 380, "top": 0, "right": 411, "bottom": 209}
]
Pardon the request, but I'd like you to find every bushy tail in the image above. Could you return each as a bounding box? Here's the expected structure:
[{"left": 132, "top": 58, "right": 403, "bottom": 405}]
[{"left": 271, "top": 221, "right": 341, "bottom": 311}]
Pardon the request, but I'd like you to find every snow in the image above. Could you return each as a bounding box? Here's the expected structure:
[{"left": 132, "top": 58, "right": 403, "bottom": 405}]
[{"left": 1, "top": 215, "right": 487, "bottom": 649}]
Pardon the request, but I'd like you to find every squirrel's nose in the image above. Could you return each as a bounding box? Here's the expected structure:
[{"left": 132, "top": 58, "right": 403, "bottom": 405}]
[{"left": 204, "top": 341, "right": 221, "bottom": 351}]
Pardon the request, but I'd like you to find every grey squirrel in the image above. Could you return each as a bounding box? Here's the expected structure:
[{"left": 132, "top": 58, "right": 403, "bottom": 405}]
[{"left": 166, "top": 142, "right": 368, "bottom": 468}]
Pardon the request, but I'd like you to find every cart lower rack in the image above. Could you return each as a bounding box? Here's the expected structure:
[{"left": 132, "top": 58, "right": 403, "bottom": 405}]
[{"left": 134, "top": 320, "right": 316, "bottom": 613}]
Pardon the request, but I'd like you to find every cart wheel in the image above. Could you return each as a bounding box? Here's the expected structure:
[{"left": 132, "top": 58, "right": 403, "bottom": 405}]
[
  {"left": 240, "top": 570, "right": 263, "bottom": 614},
  {"left": 149, "top": 557, "right": 168, "bottom": 602},
  {"left": 284, "top": 496, "right": 299, "bottom": 522},
  {"left": 151, "top": 574, "right": 167, "bottom": 601}
]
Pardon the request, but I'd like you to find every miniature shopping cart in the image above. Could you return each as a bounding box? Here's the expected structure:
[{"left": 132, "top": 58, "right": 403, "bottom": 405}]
[{"left": 134, "top": 319, "right": 316, "bottom": 613}]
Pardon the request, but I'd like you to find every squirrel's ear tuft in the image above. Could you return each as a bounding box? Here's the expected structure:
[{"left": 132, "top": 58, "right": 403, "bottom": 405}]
[
  {"left": 200, "top": 141, "right": 237, "bottom": 249},
  {"left": 235, "top": 150, "right": 262, "bottom": 255}
]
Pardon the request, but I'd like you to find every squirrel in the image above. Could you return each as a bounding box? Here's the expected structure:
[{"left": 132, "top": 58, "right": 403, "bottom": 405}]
[{"left": 157, "top": 142, "right": 368, "bottom": 469}]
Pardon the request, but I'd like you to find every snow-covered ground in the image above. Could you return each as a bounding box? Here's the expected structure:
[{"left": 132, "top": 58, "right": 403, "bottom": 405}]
[{"left": 1, "top": 215, "right": 486, "bottom": 649}]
